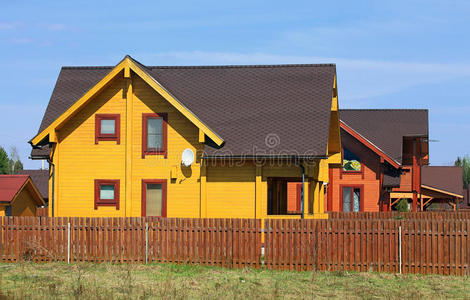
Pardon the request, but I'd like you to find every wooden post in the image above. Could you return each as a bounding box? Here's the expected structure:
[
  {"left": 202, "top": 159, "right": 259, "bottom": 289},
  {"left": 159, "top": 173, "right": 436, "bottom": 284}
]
[
  {"left": 255, "top": 165, "right": 262, "bottom": 219},
  {"left": 200, "top": 162, "right": 207, "bottom": 218},
  {"left": 125, "top": 74, "right": 133, "bottom": 217},
  {"left": 67, "top": 222, "right": 71, "bottom": 264},
  {"left": 399, "top": 225, "right": 402, "bottom": 274},
  {"left": 145, "top": 222, "right": 148, "bottom": 264}
]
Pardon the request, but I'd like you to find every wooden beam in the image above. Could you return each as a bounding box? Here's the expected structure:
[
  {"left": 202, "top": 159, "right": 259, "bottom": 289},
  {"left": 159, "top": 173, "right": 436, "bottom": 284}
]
[{"left": 198, "top": 129, "right": 205, "bottom": 143}]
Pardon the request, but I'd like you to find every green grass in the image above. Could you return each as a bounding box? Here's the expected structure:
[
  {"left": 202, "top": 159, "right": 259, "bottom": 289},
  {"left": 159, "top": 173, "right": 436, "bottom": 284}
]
[{"left": 0, "top": 262, "right": 469, "bottom": 299}]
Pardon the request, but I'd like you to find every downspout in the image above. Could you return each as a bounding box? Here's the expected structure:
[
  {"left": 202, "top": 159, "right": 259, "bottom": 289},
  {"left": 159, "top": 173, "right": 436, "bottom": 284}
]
[
  {"left": 296, "top": 158, "right": 305, "bottom": 219},
  {"left": 48, "top": 158, "right": 55, "bottom": 217}
]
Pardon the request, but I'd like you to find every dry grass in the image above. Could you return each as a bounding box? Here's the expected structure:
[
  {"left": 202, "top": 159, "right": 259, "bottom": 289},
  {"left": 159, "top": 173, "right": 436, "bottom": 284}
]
[{"left": 0, "top": 262, "right": 469, "bottom": 299}]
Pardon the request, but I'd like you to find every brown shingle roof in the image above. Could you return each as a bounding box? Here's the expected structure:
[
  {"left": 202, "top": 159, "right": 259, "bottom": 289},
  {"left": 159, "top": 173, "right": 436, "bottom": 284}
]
[
  {"left": 421, "top": 166, "right": 463, "bottom": 196},
  {"left": 17, "top": 169, "right": 49, "bottom": 200},
  {"left": 31, "top": 60, "right": 336, "bottom": 158},
  {"left": 339, "top": 109, "right": 428, "bottom": 164}
]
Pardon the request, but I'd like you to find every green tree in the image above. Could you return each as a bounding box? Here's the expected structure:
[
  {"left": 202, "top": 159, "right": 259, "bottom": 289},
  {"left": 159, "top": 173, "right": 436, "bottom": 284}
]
[
  {"left": 0, "top": 146, "right": 9, "bottom": 174},
  {"left": 454, "top": 155, "right": 470, "bottom": 189},
  {"left": 396, "top": 198, "right": 409, "bottom": 212}
]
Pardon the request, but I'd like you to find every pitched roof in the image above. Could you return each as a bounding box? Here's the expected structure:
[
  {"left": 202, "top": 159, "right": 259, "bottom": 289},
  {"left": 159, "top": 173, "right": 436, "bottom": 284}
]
[
  {"left": 421, "top": 166, "right": 463, "bottom": 197},
  {"left": 0, "top": 175, "right": 29, "bottom": 202},
  {"left": 17, "top": 169, "right": 49, "bottom": 200},
  {"left": 31, "top": 58, "right": 336, "bottom": 158},
  {"left": 339, "top": 109, "right": 428, "bottom": 164},
  {"left": 0, "top": 175, "right": 44, "bottom": 205}
]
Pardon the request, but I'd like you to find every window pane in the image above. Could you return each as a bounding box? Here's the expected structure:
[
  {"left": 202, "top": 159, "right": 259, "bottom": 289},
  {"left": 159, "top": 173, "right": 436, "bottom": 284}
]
[
  {"left": 353, "top": 188, "right": 361, "bottom": 212},
  {"left": 101, "top": 119, "right": 115, "bottom": 134},
  {"left": 146, "top": 184, "right": 162, "bottom": 216},
  {"left": 148, "top": 118, "right": 162, "bottom": 134},
  {"left": 147, "top": 118, "right": 163, "bottom": 149},
  {"left": 343, "top": 148, "right": 361, "bottom": 171},
  {"left": 100, "top": 185, "right": 115, "bottom": 200},
  {"left": 342, "top": 187, "right": 351, "bottom": 212}
]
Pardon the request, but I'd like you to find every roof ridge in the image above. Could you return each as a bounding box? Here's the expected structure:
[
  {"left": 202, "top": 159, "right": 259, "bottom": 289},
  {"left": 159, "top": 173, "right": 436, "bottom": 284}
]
[
  {"left": 61, "top": 63, "right": 336, "bottom": 70},
  {"left": 340, "top": 108, "right": 428, "bottom": 111}
]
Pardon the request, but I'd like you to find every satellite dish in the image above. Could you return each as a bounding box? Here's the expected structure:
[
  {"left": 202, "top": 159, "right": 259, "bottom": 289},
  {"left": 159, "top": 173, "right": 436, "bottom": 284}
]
[{"left": 181, "top": 148, "right": 195, "bottom": 167}]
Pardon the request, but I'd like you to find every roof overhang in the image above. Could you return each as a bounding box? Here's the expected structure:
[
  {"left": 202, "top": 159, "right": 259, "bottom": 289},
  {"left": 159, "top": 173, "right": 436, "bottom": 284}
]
[
  {"left": 421, "top": 184, "right": 464, "bottom": 199},
  {"left": 30, "top": 55, "right": 224, "bottom": 148},
  {"left": 339, "top": 120, "right": 401, "bottom": 169}
]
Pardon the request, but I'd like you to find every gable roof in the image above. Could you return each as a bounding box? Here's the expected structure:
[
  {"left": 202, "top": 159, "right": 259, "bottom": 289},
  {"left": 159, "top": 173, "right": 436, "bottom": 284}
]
[
  {"left": 339, "top": 109, "right": 428, "bottom": 164},
  {"left": 421, "top": 166, "right": 463, "bottom": 197},
  {"left": 31, "top": 56, "right": 336, "bottom": 158},
  {"left": 17, "top": 169, "right": 49, "bottom": 200},
  {"left": 0, "top": 175, "right": 45, "bottom": 205}
]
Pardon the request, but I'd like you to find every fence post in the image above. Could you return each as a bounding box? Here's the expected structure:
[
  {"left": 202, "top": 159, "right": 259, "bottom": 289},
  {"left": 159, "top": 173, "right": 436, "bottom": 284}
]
[
  {"left": 67, "top": 222, "right": 71, "bottom": 264},
  {"left": 145, "top": 222, "right": 149, "bottom": 264},
  {"left": 398, "top": 225, "right": 402, "bottom": 274}
]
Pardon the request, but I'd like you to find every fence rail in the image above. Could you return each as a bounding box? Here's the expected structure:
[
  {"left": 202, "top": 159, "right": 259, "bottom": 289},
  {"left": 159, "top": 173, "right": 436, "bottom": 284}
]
[
  {"left": 328, "top": 211, "right": 470, "bottom": 220},
  {"left": 1, "top": 216, "right": 469, "bottom": 276}
]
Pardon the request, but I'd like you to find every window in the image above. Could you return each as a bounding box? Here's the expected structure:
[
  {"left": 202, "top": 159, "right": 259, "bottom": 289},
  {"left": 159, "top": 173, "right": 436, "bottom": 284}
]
[
  {"left": 341, "top": 186, "right": 362, "bottom": 212},
  {"left": 142, "top": 113, "right": 167, "bottom": 158},
  {"left": 342, "top": 148, "right": 361, "bottom": 172},
  {"left": 141, "top": 180, "right": 167, "bottom": 217},
  {"left": 94, "top": 179, "right": 120, "bottom": 209},
  {"left": 95, "top": 114, "right": 120, "bottom": 144}
]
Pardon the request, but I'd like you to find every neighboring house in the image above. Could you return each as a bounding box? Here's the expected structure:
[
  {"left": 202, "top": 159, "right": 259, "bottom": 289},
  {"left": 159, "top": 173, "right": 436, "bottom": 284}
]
[
  {"left": 325, "top": 109, "right": 463, "bottom": 212},
  {"left": 17, "top": 169, "right": 49, "bottom": 205},
  {"left": 0, "top": 175, "right": 45, "bottom": 216},
  {"left": 29, "top": 56, "right": 341, "bottom": 219}
]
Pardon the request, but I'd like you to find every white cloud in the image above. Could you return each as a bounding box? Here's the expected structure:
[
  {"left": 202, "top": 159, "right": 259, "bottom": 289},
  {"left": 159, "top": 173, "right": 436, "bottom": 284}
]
[
  {"left": 8, "top": 37, "right": 33, "bottom": 44},
  {"left": 0, "top": 21, "right": 21, "bottom": 30},
  {"left": 137, "top": 51, "right": 470, "bottom": 102}
]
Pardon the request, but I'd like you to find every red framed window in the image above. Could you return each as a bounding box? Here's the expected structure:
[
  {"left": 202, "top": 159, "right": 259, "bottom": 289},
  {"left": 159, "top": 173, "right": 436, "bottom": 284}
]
[
  {"left": 94, "top": 179, "right": 120, "bottom": 210},
  {"left": 95, "top": 114, "right": 120, "bottom": 144},
  {"left": 340, "top": 185, "right": 363, "bottom": 212},
  {"left": 141, "top": 179, "right": 167, "bottom": 217},
  {"left": 142, "top": 113, "right": 167, "bottom": 158}
]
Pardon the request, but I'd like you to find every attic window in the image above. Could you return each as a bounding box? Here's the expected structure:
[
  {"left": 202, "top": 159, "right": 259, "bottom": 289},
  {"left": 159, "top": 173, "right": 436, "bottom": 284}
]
[
  {"left": 142, "top": 113, "right": 167, "bottom": 158},
  {"left": 94, "top": 179, "right": 120, "bottom": 210},
  {"left": 342, "top": 148, "right": 361, "bottom": 172},
  {"left": 95, "top": 114, "right": 120, "bottom": 144}
]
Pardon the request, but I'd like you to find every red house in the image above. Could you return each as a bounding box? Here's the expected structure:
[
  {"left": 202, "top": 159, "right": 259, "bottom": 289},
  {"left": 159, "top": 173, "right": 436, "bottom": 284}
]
[{"left": 325, "top": 109, "right": 463, "bottom": 212}]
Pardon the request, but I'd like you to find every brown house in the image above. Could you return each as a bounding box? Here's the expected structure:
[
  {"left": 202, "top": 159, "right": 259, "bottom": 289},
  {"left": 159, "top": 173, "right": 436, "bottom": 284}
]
[
  {"left": 0, "top": 175, "right": 45, "bottom": 216},
  {"left": 17, "top": 169, "right": 49, "bottom": 204},
  {"left": 326, "top": 109, "right": 463, "bottom": 212}
]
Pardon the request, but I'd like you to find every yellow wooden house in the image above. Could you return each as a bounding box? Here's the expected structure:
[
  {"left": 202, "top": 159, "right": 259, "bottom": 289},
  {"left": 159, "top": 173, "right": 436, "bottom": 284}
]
[{"left": 29, "top": 56, "right": 341, "bottom": 220}]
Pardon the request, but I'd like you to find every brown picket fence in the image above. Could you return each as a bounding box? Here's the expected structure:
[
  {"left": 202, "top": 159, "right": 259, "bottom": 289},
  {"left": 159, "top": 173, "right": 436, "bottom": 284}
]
[
  {"left": 264, "top": 219, "right": 470, "bottom": 275},
  {"left": 0, "top": 217, "right": 261, "bottom": 268},
  {"left": 328, "top": 211, "right": 470, "bottom": 220},
  {"left": 1, "top": 216, "right": 470, "bottom": 275}
]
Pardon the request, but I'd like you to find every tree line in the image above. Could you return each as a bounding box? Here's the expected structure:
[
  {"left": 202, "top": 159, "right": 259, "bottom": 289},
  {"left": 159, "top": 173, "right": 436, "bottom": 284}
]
[{"left": 0, "top": 146, "right": 23, "bottom": 174}]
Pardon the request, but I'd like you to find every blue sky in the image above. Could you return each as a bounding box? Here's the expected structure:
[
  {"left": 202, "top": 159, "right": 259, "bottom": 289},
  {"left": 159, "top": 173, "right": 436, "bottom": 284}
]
[{"left": 1, "top": 0, "right": 469, "bottom": 169}]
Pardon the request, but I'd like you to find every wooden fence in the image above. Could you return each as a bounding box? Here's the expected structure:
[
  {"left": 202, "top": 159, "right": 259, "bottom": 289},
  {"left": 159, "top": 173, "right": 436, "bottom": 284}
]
[
  {"left": 264, "top": 219, "right": 470, "bottom": 275},
  {"left": 328, "top": 211, "right": 470, "bottom": 220},
  {"left": 36, "top": 207, "right": 48, "bottom": 217},
  {"left": 0, "top": 217, "right": 261, "bottom": 268},
  {"left": 1, "top": 216, "right": 469, "bottom": 275}
]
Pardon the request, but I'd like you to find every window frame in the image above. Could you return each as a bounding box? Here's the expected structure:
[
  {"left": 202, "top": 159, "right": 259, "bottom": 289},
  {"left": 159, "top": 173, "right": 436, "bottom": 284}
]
[
  {"left": 141, "top": 179, "right": 167, "bottom": 217},
  {"left": 339, "top": 184, "right": 364, "bottom": 212},
  {"left": 142, "top": 113, "right": 168, "bottom": 158},
  {"left": 340, "top": 148, "right": 364, "bottom": 179},
  {"left": 95, "top": 114, "right": 120, "bottom": 144},
  {"left": 94, "top": 179, "right": 120, "bottom": 210}
]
